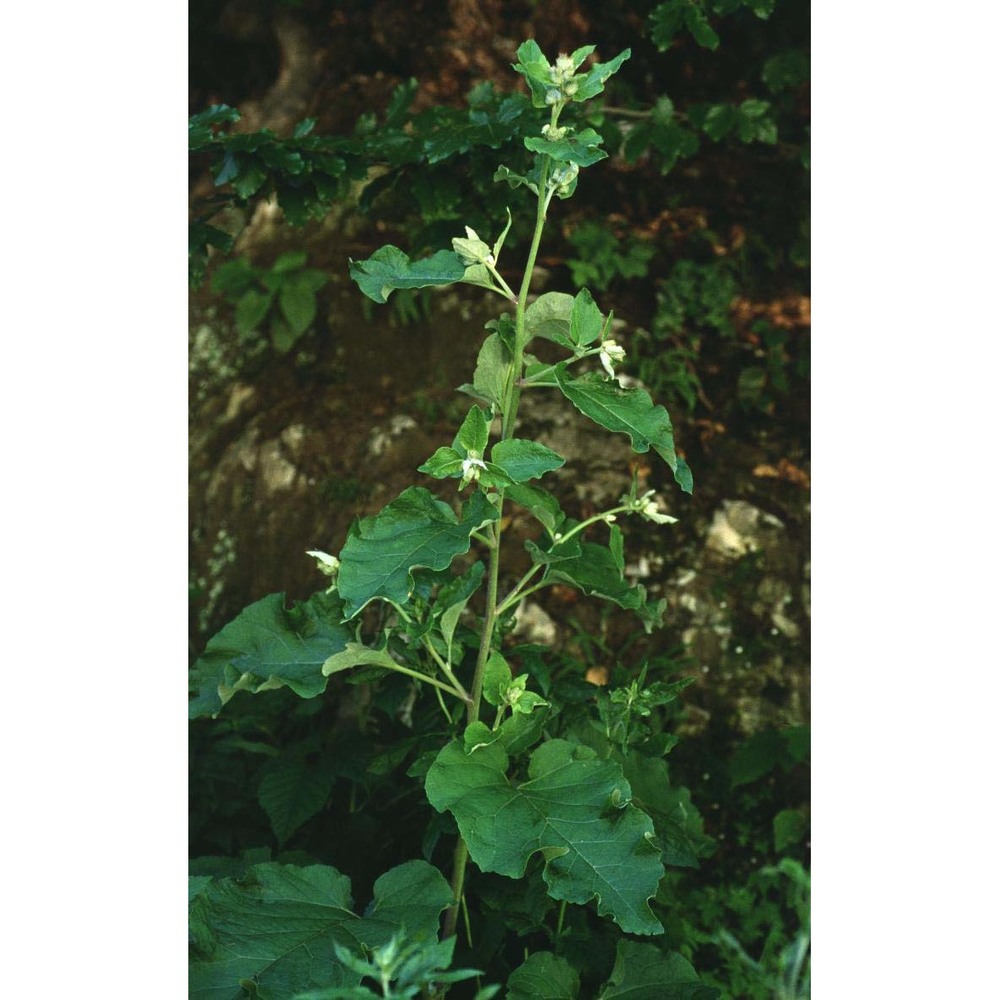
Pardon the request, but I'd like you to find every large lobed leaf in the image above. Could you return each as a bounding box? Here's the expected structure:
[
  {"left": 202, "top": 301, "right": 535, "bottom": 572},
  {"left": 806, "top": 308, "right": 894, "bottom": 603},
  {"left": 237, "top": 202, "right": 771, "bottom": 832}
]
[
  {"left": 337, "top": 487, "right": 499, "bottom": 618},
  {"left": 189, "top": 860, "right": 452, "bottom": 1000},
  {"left": 189, "top": 592, "right": 353, "bottom": 719},
  {"left": 425, "top": 738, "right": 665, "bottom": 935}
]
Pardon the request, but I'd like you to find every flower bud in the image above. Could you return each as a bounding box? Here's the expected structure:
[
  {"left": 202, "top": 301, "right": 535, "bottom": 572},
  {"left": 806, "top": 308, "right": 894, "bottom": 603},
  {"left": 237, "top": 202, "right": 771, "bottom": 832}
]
[{"left": 599, "top": 339, "right": 626, "bottom": 377}]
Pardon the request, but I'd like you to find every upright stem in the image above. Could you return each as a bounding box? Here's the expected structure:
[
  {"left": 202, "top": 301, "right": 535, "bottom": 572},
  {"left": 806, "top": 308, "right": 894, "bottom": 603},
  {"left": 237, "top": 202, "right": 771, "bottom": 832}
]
[{"left": 442, "top": 154, "right": 553, "bottom": 945}]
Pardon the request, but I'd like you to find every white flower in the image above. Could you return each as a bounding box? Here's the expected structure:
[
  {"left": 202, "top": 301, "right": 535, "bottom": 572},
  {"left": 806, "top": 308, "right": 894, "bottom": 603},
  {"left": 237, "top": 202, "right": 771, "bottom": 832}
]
[
  {"left": 460, "top": 453, "right": 487, "bottom": 488},
  {"left": 306, "top": 550, "right": 340, "bottom": 593},
  {"left": 599, "top": 339, "right": 626, "bottom": 377},
  {"left": 634, "top": 491, "right": 678, "bottom": 526}
]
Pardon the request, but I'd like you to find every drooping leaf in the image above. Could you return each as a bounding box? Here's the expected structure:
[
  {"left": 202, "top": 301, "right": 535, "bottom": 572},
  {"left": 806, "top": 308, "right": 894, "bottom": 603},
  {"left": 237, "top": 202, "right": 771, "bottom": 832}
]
[
  {"left": 189, "top": 591, "right": 353, "bottom": 718},
  {"left": 490, "top": 439, "right": 565, "bottom": 482},
  {"left": 337, "top": 487, "right": 499, "bottom": 618},
  {"left": 553, "top": 365, "right": 693, "bottom": 493},
  {"left": 257, "top": 752, "right": 336, "bottom": 847},
  {"left": 598, "top": 940, "right": 720, "bottom": 999},
  {"left": 507, "top": 952, "right": 580, "bottom": 999},
  {"left": 322, "top": 641, "right": 401, "bottom": 678},
  {"left": 543, "top": 542, "right": 666, "bottom": 632},
  {"left": 425, "top": 738, "right": 665, "bottom": 934},
  {"left": 505, "top": 483, "right": 567, "bottom": 535},
  {"left": 348, "top": 246, "right": 466, "bottom": 304},
  {"left": 524, "top": 533, "right": 582, "bottom": 567},
  {"left": 189, "top": 860, "right": 452, "bottom": 1000}
]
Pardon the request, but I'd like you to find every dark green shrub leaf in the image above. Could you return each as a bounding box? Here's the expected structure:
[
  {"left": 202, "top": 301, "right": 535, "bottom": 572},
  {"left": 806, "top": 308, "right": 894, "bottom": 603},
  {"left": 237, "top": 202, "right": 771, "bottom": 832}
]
[
  {"left": 684, "top": 6, "right": 720, "bottom": 50},
  {"left": 235, "top": 288, "right": 274, "bottom": 336},
  {"left": 507, "top": 951, "right": 580, "bottom": 999},
  {"left": 280, "top": 282, "right": 318, "bottom": 336},
  {"left": 425, "top": 738, "right": 665, "bottom": 935},
  {"left": 773, "top": 808, "right": 808, "bottom": 852},
  {"left": 258, "top": 752, "right": 336, "bottom": 846},
  {"left": 599, "top": 940, "right": 720, "bottom": 999}
]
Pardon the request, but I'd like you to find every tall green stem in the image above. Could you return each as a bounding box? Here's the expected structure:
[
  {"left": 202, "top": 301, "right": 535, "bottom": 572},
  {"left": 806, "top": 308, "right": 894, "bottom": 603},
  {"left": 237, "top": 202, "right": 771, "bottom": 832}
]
[{"left": 442, "top": 156, "right": 553, "bottom": 945}]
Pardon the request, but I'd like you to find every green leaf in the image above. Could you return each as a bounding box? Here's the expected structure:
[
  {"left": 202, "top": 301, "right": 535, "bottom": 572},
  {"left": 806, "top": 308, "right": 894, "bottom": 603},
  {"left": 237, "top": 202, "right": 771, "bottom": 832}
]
[
  {"left": 512, "top": 39, "right": 555, "bottom": 108},
  {"left": 189, "top": 860, "right": 452, "bottom": 999},
  {"left": 418, "top": 446, "right": 465, "bottom": 479},
  {"left": 322, "top": 640, "right": 401, "bottom": 678},
  {"left": 348, "top": 246, "right": 466, "bottom": 304},
  {"left": 337, "top": 487, "right": 499, "bottom": 618},
  {"left": 618, "top": 752, "right": 713, "bottom": 868},
  {"left": 425, "top": 738, "right": 665, "bottom": 934},
  {"left": 570, "top": 287, "right": 605, "bottom": 346},
  {"left": 490, "top": 439, "right": 565, "bottom": 482},
  {"left": 553, "top": 366, "right": 692, "bottom": 493},
  {"left": 524, "top": 291, "right": 575, "bottom": 349},
  {"left": 544, "top": 542, "right": 666, "bottom": 631},
  {"left": 505, "top": 483, "right": 567, "bottom": 535},
  {"left": 273, "top": 250, "right": 309, "bottom": 273},
  {"left": 258, "top": 752, "right": 335, "bottom": 847},
  {"left": 648, "top": 1, "right": 687, "bottom": 51},
  {"left": 235, "top": 288, "right": 274, "bottom": 336},
  {"left": 457, "top": 331, "right": 511, "bottom": 410},
  {"left": 573, "top": 49, "right": 631, "bottom": 102},
  {"left": 482, "top": 651, "right": 512, "bottom": 707},
  {"left": 774, "top": 808, "right": 807, "bottom": 852},
  {"left": 292, "top": 117, "right": 316, "bottom": 138},
  {"left": 701, "top": 104, "right": 738, "bottom": 141},
  {"left": 189, "top": 591, "right": 353, "bottom": 718},
  {"left": 599, "top": 940, "right": 720, "bottom": 999},
  {"left": 280, "top": 282, "right": 318, "bottom": 335},
  {"left": 524, "top": 534, "right": 582, "bottom": 567},
  {"left": 436, "top": 561, "right": 485, "bottom": 659},
  {"left": 189, "top": 104, "right": 240, "bottom": 147},
  {"left": 507, "top": 952, "right": 580, "bottom": 999},
  {"left": 684, "top": 6, "right": 720, "bottom": 50},
  {"left": 454, "top": 404, "right": 490, "bottom": 456},
  {"left": 270, "top": 316, "right": 301, "bottom": 355},
  {"left": 524, "top": 128, "right": 607, "bottom": 167},
  {"left": 494, "top": 164, "right": 538, "bottom": 194}
]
